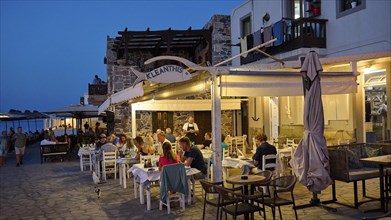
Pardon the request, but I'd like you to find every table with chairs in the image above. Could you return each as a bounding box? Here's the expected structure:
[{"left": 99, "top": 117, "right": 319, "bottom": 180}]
[
  {"left": 128, "top": 162, "right": 201, "bottom": 211},
  {"left": 78, "top": 145, "right": 95, "bottom": 171},
  {"left": 118, "top": 157, "right": 139, "bottom": 189}
]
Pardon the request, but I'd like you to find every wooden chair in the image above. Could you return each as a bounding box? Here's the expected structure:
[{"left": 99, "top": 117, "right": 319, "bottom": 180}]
[
  {"left": 262, "top": 175, "right": 298, "bottom": 220},
  {"left": 159, "top": 163, "right": 188, "bottom": 214},
  {"left": 286, "top": 138, "right": 295, "bottom": 148},
  {"left": 214, "top": 185, "right": 264, "bottom": 220},
  {"left": 79, "top": 147, "right": 92, "bottom": 171},
  {"left": 102, "top": 151, "right": 117, "bottom": 181},
  {"left": 262, "top": 154, "right": 277, "bottom": 173}
]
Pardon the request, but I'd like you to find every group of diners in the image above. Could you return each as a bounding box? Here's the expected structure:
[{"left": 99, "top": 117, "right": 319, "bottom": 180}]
[{"left": 90, "top": 131, "right": 208, "bottom": 180}]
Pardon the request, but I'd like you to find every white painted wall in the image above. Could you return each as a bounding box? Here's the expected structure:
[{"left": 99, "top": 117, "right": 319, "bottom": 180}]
[
  {"left": 231, "top": 0, "right": 391, "bottom": 61},
  {"left": 321, "top": 0, "right": 391, "bottom": 57}
]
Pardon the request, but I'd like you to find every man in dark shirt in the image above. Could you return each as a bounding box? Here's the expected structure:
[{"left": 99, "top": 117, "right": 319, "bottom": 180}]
[
  {"left": 251, "top": 134, "right": 277, "bottom": 174},
  {"left": 178, "top": 137, "right": 207, "bottom": 179},
  {"left": 95, "top": 133, "right": 107, "bottom": 150}
]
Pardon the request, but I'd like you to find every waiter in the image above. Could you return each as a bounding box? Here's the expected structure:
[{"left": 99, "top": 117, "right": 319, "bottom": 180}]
[{"left": 182, "top": 116, "right": 199, "bottom": 144}]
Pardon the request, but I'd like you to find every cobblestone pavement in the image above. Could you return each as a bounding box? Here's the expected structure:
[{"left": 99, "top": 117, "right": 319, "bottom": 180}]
[{"left": 0, "top": 142, "right": 389, "bottom": 219}]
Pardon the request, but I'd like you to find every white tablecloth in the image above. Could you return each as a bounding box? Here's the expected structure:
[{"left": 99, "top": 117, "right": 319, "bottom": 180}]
[
  {"left": 200, "top": 149, "right": 213, "bottom": 159},
  {"left": 77, "top": 147, "right": 95, "bottom": 157},
  {"left": 128, "top": 163, "right": 200, "bottom": 210},
  {"left": 222, "top": 157, "right": 255, "bottom": 169}
]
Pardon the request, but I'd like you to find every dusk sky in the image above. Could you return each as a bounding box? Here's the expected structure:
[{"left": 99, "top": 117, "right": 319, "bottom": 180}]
[{"left": 0, "top": 0, "right": 242, "bottom": 113}]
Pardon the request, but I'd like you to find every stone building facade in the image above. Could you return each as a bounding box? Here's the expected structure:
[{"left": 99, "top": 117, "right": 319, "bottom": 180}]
[{"left": 105, "top": 15, "right": 235, "bottom": 139}]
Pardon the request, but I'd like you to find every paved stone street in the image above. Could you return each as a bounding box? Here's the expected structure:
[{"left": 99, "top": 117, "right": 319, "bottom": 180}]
[{"left": 0, "top": 142, "right": 389, "bottom": 219}]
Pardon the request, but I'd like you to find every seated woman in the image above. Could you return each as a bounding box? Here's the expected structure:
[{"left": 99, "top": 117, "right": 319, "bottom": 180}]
[
  {"left": 116, "top": 134, "right": 127, "bottom": 156},
  {"left": 144, "top": 136, "right": 156, "bottom": 155},
  {"left": 122, "top": 137, "right": 135, "bottom": 158},
  {"left": 134, "top": 136, "right": 154, "bottom": 161},
  {"left": 159, "top": 142, "right": 179, "bottom": 171}
]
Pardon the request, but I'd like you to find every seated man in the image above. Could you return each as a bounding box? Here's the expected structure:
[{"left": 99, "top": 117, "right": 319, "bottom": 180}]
[
  {"left": 202, "top": 132, "right": 212, "bottom": 149},
  {"left": 40, "top": 134, "right": 57, "bottom": 145},
  {"left": 251, "top": 133, "right": 277, "bottom": 174},
  {"left": 157, "top": 131, "right": 170, "bottom": 155},
  {"left": 101, "top": 134, "right": 117, "bottom": 154},
  {"left": 95, "top": 133, "right": 107, "bottom": 150},
  {"left": 178, "top": 137, "right": 207, "bottom": 179}
]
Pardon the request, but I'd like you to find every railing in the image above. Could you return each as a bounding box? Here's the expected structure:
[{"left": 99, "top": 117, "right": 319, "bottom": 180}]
[
  {"left": 88, "top": 84, "right": 107, "bottom": 95},
  {"left": 241, "top": 17, "right": 328, "bottom": 65}
]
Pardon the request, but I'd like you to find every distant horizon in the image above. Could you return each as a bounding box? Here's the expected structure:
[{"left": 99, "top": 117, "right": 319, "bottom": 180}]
[{"left": 0, "top": 0, "right": 243, "bottom": 113}]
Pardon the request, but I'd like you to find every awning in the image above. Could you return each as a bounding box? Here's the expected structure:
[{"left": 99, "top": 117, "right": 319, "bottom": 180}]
[
  {"left": 44, "top": 104, "right": 99, "bottom": 118},
  {"left": 98, "top": 83, "right": 144, "bottom": 114},
  {"left": 221, "top": 71, "right": 358, "bottom": 97},
  {"left": 131, "top": 99, "right": 241, "bottom": 112}
]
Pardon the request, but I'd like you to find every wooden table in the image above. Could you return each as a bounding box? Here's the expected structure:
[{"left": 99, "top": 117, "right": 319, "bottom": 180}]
[
  {"left": 226, "top": 175, "right": 265, "bottom": 194},
  {"left": 360, "top": 155, "right": 391, "bottom": 212},
  {"left": 226, "top": 175, "right": 265, "bottom": 220}
]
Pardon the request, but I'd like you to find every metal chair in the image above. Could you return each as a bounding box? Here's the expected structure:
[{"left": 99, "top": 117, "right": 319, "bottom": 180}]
[
  {"left": 199, "top": 180, "right": 225, "bottom": 220},
  {"left": 262, "top": 175, "right": 298, "bottom": 220},
  {"left": 214, "top": 185, "right": 264, "bottom": 220}
]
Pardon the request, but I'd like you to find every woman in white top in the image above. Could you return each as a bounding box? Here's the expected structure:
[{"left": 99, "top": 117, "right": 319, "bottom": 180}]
[{"left": 116, "top": 134, "right": 127, "bottom": 157}]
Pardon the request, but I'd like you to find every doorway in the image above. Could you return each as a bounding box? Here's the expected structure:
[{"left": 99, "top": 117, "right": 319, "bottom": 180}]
[
  {"left": 152, "top": 112, "right": 173, "bottom": 133},
  {"left": 194, "top": 111, "right": 212, "bottom": 144},
  {"left": 364, "top": 71, "right": 387, "bottom": 141}
]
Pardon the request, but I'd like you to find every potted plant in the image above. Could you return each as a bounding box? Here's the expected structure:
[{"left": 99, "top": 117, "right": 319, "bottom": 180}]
[{"left": 350, "top": 0, "right": 358, "bottom": 8}]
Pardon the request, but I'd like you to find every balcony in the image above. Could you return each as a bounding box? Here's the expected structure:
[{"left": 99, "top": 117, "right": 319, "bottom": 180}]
[
  {"left": 241, "top": 18, "right": 328, "bottom": 65},
  {"left": 88, "top": 84, "right": 107, "bottom": 95},
  {"left": 88, "top": 84, "right": 108, "bottom": 105}
]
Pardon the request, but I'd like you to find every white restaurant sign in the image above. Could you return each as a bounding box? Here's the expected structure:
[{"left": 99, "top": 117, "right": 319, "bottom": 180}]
[{"left": 131, "top": 65, "right": 191, "bottom": 87}]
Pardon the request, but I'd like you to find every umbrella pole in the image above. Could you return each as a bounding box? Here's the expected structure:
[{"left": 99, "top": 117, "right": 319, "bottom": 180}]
[
  {"left": 295, "top": 192, "right": 337, "bottom": 212},
  {"left": 310, "top": 193, "right": 320, "bottom": 205}
]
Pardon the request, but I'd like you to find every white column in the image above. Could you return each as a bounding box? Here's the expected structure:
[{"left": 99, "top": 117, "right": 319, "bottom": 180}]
[
  {"left": 131, "top": 107, "right": 136, "bottom": 138},
  {"left": 386, "top": 63, "right": 391, "bottom": 139},
  {"left": 212, "top": 75, "right": 222, "bottom": 182},
  {"left": 352, "top": 61, "right": 365, "bottom": 142}
]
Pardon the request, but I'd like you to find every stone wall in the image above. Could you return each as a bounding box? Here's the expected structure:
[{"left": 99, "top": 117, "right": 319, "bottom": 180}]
[
  {"left": 106, "top": 14, "right": 233, "bottom": 136},
  {"left": 204, "top": 15, "right": 231, "bottom": 66}
]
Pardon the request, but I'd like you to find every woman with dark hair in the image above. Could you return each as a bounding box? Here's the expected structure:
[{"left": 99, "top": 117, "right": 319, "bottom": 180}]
[
  {"left": 134, "top": 136, "right": 152, "bottom": 160},
  {"left": 158, "top": 142, "right": 179, "bottom": 171}
]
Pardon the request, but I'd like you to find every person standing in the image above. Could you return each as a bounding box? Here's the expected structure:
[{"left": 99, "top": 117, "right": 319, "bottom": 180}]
[
  {"left": 8, "top": 127, "right": 15, "bottom": 153},
  {"left": 0, "top": 131, "right": 9, "bottom": 166},
  {"left": 12, "top": 127, "right": 27, "bottom": 167},
  {"left": 92, "top": 75, "right": 102, "bottom": 85},
  {"left": 84, "top": 122, "right": 90, "bottom": 132},
  {"left": 182, "top": 116, "right": 199, "bottom": 144},
  {"left": 94, "top": 122, "right": 104, "bottom": 139}
]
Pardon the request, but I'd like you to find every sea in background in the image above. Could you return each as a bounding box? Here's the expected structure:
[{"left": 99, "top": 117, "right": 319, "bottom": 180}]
[{"left": 0, "top": 119, "right": 45, "bottom": 133}]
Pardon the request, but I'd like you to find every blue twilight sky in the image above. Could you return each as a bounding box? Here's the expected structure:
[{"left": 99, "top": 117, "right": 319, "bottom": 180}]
[{"left": 0, "top": 0, "right": 243, "bottom": 113}]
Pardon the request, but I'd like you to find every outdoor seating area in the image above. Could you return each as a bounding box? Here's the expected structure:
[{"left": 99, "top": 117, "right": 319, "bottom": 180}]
[{"left": 2, "top": 140, "right": 391, "bottom": 219}]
